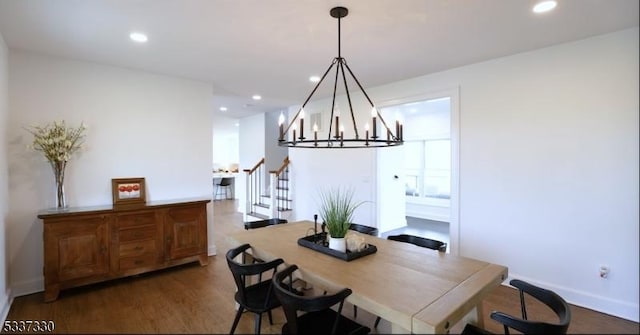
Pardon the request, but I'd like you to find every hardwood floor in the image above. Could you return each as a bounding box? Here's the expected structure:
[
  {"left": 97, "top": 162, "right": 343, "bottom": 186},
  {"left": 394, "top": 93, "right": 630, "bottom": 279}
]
[{"left": 4, "top": 200, "right": 638, "bottom": 334}]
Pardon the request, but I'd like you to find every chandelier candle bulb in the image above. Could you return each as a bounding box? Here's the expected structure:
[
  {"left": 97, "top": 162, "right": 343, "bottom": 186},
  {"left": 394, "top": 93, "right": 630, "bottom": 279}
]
[
  {"left": 371, "top": 108, "right": 377, "bottom": 139},
  {"left": 313, "top": 123, "right": 318, "bottom": 146},
  {"left": 278, "top": 113, "right": 285, "bottom": 140},
  {"left": 292, "top": 124, "right": 297, "bottom": 145},
  {"left": 299, "top": 109, "right": 305, "bottom": 140},
  {"left": 365, "top": 123, "right": 370, "bottom": 146}
]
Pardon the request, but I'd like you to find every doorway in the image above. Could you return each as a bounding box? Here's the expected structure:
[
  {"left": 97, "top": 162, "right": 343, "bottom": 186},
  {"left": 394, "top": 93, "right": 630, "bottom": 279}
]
[{"left": 376, "top": 88, "right": 460, "bottom": 254}]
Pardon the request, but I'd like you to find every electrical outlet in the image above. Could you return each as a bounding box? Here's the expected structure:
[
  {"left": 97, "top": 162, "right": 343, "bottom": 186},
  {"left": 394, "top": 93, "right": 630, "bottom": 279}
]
[{"left": 599, "top": 265, "right": 610, "bottom": 278}]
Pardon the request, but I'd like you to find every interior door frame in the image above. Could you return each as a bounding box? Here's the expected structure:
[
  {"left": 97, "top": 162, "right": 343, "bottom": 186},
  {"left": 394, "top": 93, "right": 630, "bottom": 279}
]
[{"left": 376, "top": 87, "right": 460, "bottom": 255}]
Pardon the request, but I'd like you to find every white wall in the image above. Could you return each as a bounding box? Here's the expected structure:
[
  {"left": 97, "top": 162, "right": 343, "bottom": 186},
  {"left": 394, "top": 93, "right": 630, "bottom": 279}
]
[
  {"left": 289, "top": 28, "right": 639, "bottom": 321},
  {"left": 212, "top": 115, "right": 239, "bottom": 172},
  {"left": 455, "top": 28, "right": 638, "bottom": 321},
  {"left": 0, "top": 32, "right": 10, "bottom": 322},
  {"left": 238, "top": 113, "right": 266, "bottom": 212},
  {"left": 290, "top": 147, "right": 377, "bottom": 226},
  {"left": 6, "top": 51, "right": 215, "bottom": 297},
  {"left": 264, "top": 110, "right": 288, "bottom": 172}
]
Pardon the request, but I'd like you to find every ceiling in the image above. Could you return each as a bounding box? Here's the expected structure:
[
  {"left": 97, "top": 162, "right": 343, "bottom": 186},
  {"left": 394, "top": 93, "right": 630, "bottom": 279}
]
[{"left": 0, "top": 0, "right": 637, "bottom": 118}]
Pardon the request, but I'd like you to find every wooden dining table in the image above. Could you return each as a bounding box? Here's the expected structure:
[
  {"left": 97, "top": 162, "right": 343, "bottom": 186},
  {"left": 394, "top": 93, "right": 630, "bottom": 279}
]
[{"left": 226, "top": 221, "right": 508, "bottom": 334}]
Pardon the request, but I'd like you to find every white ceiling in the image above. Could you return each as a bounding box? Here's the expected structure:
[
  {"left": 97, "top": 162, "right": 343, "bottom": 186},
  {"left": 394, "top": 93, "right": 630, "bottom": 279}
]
[{"left": 0, "top": 0, "right": 637, "bottom": 118}]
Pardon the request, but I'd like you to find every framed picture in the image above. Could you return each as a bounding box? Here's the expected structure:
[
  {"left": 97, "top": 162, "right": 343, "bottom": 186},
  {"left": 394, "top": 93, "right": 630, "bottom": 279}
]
[{"left": 112, "top": 177, "right": 146, "bottom": 206}]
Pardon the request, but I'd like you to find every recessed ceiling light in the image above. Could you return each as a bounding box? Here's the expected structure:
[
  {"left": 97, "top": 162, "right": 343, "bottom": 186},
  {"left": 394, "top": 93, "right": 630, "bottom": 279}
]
[
  {"left": 252, "top": 95, "right": 262, "bottom": 100},
  {"left": 219, "top": 107, "right": 228, "bottom": 111},
  {"left": 309, "top": 76, "right": 320, "bottom": 83},
  {"left": 235, "top": 123, "right": 239, "bottom": 127},
  {"left": 533, "top": 1, "right": 557, "bottom": 13},
  {"left": 129, "top": 32, "right": 148, "bottom": 43}
]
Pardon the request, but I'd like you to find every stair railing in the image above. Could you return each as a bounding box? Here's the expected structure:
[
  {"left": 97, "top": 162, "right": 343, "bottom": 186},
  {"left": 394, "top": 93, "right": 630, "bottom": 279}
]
[
  {"left": 269, "top": 156, "right": 290, "bottom": 218},
  {"left": 243, "top": 158, "right": 265, "bottom": 219}
]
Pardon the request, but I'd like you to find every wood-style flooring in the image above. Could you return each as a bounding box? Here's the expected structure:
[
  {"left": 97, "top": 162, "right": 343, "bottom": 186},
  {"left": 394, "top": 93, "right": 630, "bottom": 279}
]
[{"left": 4, "top": 200, "right": 638, "bottom": 334}]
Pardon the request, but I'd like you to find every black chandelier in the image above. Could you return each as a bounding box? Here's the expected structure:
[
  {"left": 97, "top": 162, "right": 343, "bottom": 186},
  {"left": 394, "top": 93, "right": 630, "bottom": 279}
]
[{"left": 278, "top": 6, "right": 403, "bottom": 149}]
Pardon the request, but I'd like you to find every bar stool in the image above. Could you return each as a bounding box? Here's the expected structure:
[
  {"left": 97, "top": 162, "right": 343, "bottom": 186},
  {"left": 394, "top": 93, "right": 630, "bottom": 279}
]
[{"left": 214, "top": 177, "right": 233, "bottom": 200}]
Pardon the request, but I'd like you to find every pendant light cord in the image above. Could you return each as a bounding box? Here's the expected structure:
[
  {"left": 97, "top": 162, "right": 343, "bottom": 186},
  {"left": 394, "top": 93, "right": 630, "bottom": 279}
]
[{"left": 338, "top": 16, "right": 341, "bottom": 59}]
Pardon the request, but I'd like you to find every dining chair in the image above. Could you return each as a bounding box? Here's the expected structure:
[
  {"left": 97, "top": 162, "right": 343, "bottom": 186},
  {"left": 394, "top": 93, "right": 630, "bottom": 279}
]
[
  {"left": 348, "top": 223, "right": 379, "bottom": 236},
  {"left": 214, "top": 177, "right": 233, "bottom": 200},
  {"left": 387, "top": 234, "right": 447, "bottom": 252},
  {"left": 272, "top": 264, "right": 371, "bottom": 335},
  {"left": 244, "top": 218, "right": 288, "bottom": 230},
  {"left": 369, "top": 234, "right": 447, "bottom": 328},
  {"left": 462, "top": 279, "right": 572, "bottom": 334},
  {"left": 226, "top": 243, "right": 284, "bottom": 335}
]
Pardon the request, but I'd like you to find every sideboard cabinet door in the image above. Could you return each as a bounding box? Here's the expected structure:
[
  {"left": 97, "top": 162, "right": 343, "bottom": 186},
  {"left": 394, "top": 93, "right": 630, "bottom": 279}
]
[
  {"left": 43, "top": 214, "right": 109, "bottom": 301},
  {"left": 164, "top": 204, "right": 208, "bottom": 264}
]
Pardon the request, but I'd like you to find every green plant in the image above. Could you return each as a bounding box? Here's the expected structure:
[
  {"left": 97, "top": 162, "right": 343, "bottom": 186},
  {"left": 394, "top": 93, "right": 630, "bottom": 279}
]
[{"left": 317, "top": 187, "right": 364, "bottom": 238}]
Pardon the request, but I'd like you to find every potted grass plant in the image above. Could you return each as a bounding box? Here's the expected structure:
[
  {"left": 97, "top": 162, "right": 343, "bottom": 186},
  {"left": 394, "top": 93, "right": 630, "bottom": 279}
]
[{"left": 317, "top": 187, "right": 364, "bottom": 252}]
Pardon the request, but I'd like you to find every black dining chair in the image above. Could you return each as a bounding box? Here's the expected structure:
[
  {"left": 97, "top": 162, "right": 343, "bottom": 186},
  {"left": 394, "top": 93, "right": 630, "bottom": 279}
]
[
  {"left": 387, "top": 234, "right": 447, "bottom": 252},
  {"left": 244, "top": 218, "right": 288, "bottom": 230},
  {"left": 463, "top": 279, "right": 572, "bottom": 334},
  {"left": 226, "top": 244, "right": 284, "bottom": 335},
  {"left": 348, "top": 223, "right": 379, "bottom": 236},
  {"left": 272, "top": 264, "right": 371, "bottom": 335}
]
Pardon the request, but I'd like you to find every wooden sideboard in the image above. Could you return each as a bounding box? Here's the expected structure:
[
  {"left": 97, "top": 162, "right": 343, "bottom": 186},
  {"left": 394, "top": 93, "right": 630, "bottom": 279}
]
[{"left": 38, "top": 198, "right": 210, "bottom": 302}]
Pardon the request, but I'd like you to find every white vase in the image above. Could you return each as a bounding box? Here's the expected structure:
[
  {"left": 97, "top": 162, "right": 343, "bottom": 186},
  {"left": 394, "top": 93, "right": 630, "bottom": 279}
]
[{"left": 328, "top": 236, "right": 346, "bottom": 253}]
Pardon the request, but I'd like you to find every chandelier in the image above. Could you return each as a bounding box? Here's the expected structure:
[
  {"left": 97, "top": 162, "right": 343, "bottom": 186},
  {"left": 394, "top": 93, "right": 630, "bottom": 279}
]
[{"left": 278, "top": 6, "right": 403, "bottom": 148}]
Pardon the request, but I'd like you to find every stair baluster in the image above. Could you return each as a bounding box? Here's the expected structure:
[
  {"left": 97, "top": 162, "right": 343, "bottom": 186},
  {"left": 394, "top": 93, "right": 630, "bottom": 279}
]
[{"left": 243, "top": 158, "right": 265, "bottom": 221}]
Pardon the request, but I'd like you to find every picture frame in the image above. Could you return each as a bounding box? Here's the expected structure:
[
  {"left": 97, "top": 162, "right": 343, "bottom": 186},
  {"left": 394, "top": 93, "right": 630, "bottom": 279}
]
[{"left": 111, "top": 177, "right": 146, "bottom": 206}]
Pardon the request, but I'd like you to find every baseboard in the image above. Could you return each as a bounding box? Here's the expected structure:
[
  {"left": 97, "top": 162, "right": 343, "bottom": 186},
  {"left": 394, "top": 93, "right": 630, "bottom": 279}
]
[
  {"left": 505, "top": 273, "right": 639, "bottom": 323},
  {"left": 1, "top": 289, "right": 12, "bottom": 323},
  {"left": 9, "top": 246, "right": 220, "bottom": 302},
  {"left": 208, "top": 243, "right": 217, "bottom": 256},
  {"left": 11, "top": 277, "right": 43, "bottom": 298}
]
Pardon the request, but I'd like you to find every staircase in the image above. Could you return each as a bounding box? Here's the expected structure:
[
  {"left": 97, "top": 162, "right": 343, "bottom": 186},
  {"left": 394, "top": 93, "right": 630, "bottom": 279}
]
[{"left": 244, "top": 157, "right": 292, "bottom": 222}]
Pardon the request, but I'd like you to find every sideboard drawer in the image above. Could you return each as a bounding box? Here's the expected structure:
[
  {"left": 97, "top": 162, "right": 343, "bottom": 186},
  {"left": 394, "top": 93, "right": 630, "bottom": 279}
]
[
  {"left": 116, "top": 212, "right": 156, "bottom": 228},
  {"left": 119, "top": 254, "right": 158, "bottom": 271},
  {"left": 119, "top": 239, "right": 157, "bottom": 258},
  {"left": 119, "top": 225, "right": 156, "bottom": 242}
]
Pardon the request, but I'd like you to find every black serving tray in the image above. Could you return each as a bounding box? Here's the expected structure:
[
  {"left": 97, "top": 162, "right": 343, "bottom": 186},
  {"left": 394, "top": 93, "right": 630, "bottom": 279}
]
[{"left": 297, "top": 233, "right": 377, "bottom": 262}]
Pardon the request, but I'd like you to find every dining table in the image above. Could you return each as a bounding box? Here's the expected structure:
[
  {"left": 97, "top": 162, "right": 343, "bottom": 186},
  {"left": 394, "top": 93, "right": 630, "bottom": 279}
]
[{"left": 226, "top": 221, "right": 508, "bottom": 334}]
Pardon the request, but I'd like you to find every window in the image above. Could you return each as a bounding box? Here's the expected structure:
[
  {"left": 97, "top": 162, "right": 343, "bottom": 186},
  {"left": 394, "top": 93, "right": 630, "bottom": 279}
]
[
  {"left": 380, "top": 96, "right": 451, "bottom": 203},
  {"left": 423, "top": 139, "right": 450, "bottom": 199},
  {"left": 404, "top": 141, "right": 422, "bottom": 196},
  {"left": 404, "top": 139, "right": 450, "bottom": 200}
]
